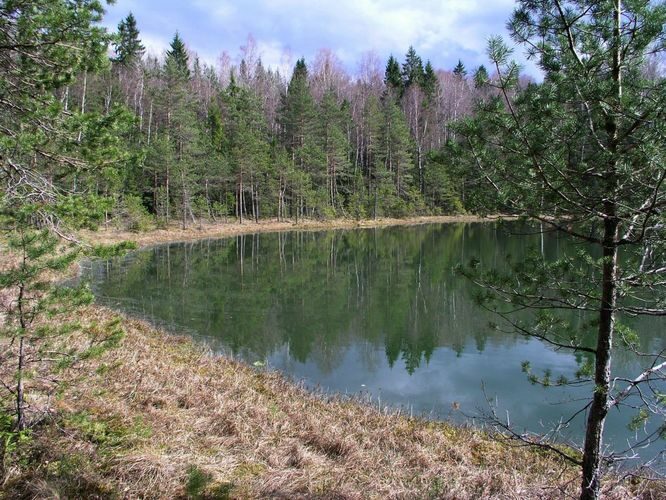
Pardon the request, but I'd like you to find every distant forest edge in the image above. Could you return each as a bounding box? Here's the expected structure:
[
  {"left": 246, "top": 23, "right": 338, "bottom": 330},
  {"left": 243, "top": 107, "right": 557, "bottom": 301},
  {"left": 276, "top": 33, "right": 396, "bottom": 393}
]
[{"left": 54, "top": 12, "right": 535, "bottom": 231}]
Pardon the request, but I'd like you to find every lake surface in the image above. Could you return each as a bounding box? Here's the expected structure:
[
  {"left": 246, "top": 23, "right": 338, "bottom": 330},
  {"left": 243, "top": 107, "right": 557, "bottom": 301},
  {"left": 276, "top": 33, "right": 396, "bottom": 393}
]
[{"left": 81, "top": 223, "right": 665, "bottom": 462}]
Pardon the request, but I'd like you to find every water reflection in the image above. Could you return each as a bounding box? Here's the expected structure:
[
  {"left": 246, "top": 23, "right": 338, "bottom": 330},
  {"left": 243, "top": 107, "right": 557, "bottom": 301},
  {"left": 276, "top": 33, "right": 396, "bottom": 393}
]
[{"left": 82, "top": 223, "right": 665, "bottom": 458}]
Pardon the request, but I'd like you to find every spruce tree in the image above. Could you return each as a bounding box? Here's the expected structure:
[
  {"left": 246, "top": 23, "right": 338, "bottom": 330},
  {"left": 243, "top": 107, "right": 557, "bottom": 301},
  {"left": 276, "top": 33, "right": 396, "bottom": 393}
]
[
  {"left": 402, "top": 46, "right": 424, "bottom": 89},
  {"left": 165, "top": 32, "right": 190, "bottom": 82},
  {"left": 384, "top": 55, "right": 403, "bottom": 95},
  {"left": 162, "top": 33, "right": 199, "bottom": 227},
  {"left": 422, "top": 61, "right": 438, "bottom": 99},
  {"left": 281, "top": 58, "right": 316, "bottom": 156},
  {"left": 225, "top": 81, "right": 270, "bottom": 222},
  {"left": 453, "top": 59, "right": 467, "bottom": 78},
  {"left": 280, "top": 58, "right": 321, "bottom": 219},
  {"left": 112, "top": 12, "right": 145, "bottom": 66},
  {"left": 473, "top": 64, "right": 489, "bottom": 88},
  {"left": 373, "top": 97, "right": 413, "bottom": 214}
]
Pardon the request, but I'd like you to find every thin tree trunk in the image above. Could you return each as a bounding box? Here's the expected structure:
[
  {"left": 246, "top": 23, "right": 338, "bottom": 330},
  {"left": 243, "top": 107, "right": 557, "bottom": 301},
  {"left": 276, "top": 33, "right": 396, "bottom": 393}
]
[
  {"left": 62, "top": 86, "right": 69, "bottom": 111},
  {"left": 580, "top": 217, "right": 618, "bottom": 500},
  {"left": 77, "top": 70, "right": 87, "bottom": 143},
  {"left": 147, "top": 100, "right": 153, "bottom": 146},
  {"left": 138, "top": 72, "right": 145, "bottom": 132},
  {"left": 238, "top": 170, "right": 244, "bottom": 224},
  {"left": 15, "top": 278, "right": 26, "bottom": 432},
  {"left": 16, "top": 336, "right": 25, "bottom": 431},
  {"left": 165, "top": 163, "right": 170, "bottom": 226},
  {"left": 181, "top": 168, "right": 187, "bottom": 230}
]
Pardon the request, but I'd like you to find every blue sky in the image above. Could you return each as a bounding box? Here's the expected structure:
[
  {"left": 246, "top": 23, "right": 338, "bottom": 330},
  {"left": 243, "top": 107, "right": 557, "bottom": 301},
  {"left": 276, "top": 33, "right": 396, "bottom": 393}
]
[{"left": 102, "top": 0, "right": 535, "bottom": 76}]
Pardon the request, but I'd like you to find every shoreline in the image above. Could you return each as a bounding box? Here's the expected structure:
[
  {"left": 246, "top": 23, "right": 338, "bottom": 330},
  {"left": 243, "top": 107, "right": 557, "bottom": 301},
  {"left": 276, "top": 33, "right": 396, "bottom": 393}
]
[{"left": 78, "top": 214, "right": 511, "bottom": 250}]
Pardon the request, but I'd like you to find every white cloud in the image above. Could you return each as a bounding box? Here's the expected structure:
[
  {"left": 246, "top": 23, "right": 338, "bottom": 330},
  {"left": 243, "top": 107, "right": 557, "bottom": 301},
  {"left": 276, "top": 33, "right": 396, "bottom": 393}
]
[
  {"left": 255, "top": 39, "right": 293, "bottom": 76},
  {"left": 140, "top": 33, "right": 170, "bottom": 59},
  {"left": 104, "top": 0, "right": 539, "bottom": 77}
]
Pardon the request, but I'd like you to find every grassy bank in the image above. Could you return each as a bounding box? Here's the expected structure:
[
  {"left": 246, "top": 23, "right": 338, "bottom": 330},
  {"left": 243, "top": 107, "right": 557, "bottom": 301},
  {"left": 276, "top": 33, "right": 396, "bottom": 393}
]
[
  {"left": 0, "top": 217, "right": 661, "bottom": 498},
  {"left": 78, "top": 215, "right": 508, "bottom": 249},
  {"left": 3, "top": 307, "right": 660, "bottom": 499}
]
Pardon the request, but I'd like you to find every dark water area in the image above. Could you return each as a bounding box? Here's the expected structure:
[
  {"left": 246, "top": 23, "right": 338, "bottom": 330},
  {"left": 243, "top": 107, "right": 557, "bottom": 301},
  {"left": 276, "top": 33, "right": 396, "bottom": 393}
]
[{"left": 80, "top": 223, "right": 665, "bottom": 464}]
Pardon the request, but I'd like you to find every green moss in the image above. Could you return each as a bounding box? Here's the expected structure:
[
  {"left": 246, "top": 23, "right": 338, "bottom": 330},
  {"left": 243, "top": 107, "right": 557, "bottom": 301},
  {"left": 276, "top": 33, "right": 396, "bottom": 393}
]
[
  {"left": 185, "top": 465, "right": 235, "bottom": 500},
  {"left": 63, "top": 412, "right": 151, "bottom": 451},
  {"left": 233, "top": 461, "right": 265, "bottom": 480}
]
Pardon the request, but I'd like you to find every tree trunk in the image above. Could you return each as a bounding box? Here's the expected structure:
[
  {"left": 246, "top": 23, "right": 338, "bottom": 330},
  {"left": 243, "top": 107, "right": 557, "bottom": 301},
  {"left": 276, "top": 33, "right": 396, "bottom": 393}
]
[
  {"left": 15, "top": 336, "right": 25, "bottom": 432},
  {"left": 16, "top": 280, "right": 26, "bottom": 431},
  {"left": 181, "top": 168, "right": 187, "bottom": 230},
  {"left": 147, "top": 100, "right": 153, "bottom": 146},
  {"left": 165, "top": 163, "right": 170, "bottom": 226},
  {"left": 580, "top": 216, "right": 618, "bottom": 500},
  {"left": 77, "top": 70, "right": 87, "bottom": 143},
  {"left": 238, "top": 170, "right": 244, "bottom": 224}
]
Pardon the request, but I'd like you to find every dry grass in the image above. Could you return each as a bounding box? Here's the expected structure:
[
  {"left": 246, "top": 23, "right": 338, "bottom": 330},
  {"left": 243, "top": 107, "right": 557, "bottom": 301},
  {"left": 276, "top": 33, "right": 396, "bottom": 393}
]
[
  {"left": 78, "top": 215, "right": 509, "bottom": 250},
  {"left": 1, "top": 306, "right": 662, "bottom": 499}
]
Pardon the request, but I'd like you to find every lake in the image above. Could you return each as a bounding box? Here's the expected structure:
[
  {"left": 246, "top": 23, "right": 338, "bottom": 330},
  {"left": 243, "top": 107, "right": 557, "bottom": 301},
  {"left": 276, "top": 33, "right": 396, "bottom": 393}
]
[{"left": 81, "top": 222, "right": 665, "bottom": 462}]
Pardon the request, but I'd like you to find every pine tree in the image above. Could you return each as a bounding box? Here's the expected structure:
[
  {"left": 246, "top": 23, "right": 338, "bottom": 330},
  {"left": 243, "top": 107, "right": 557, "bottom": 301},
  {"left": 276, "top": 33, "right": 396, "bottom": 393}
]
[
  {"left": 0, "top": 0, "right": 132, "bottom": 229},
  {"left": 461, "top": 2, "right": 666, "bottom": 498},
  {"left": 0, "top": 0, "right": 131, "bottom": 453}
]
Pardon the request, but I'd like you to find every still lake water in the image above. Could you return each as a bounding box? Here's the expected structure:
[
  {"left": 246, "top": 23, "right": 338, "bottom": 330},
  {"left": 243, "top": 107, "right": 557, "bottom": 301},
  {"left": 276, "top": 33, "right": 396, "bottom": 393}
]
[{"left": 82, "top": 223, "right": 665, "bottom": 460}]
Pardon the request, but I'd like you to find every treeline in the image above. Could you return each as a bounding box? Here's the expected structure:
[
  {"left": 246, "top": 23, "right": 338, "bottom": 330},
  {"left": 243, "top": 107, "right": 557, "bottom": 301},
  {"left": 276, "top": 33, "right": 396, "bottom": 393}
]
[{"left": 64, "top": 13, "right": 516, "bottom": 229}]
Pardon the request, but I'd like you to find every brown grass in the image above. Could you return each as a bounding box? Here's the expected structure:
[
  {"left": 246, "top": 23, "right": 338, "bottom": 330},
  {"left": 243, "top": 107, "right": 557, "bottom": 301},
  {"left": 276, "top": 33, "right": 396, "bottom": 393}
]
[
  {"left": 1, "top": 306, "right": 662, "bottom": 499},
  {"left": 78, "top": 215, "right": 510, "bottom": 250}
]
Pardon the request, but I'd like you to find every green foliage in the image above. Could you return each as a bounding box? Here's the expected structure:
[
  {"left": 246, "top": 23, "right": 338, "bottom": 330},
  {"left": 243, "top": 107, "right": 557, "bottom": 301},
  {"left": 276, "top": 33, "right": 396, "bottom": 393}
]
[
  {"left": 53, "top": 195, "right": 114, "bottom": 230},
  {"left": 112, "top": 12, "right": 145, "bottom": 66},
  {"left": 453, "top": 60, "right": 467, "bottom": 78},
  {"left": 1, "top": 1, "right": 496, "bottom": 227},
  {"left": 116, "top": 195, "right": 154, "bottom": 232},
  {"left": 384, "top": 55, "right": 403, "bottom": 95},
  {"left": 166, "top": 32, "right": 191, "bottom": 82},
  {"left": 0, "top": 221, "right": 126, "bottom": 439},
  {"left": 627, "top": 409, "right": 650, "bottom": 433},
  {"left": 0, "top": 410, "right": 31, "bottom": 477},
  {"left": 90, "top": 241, "right": 138, "bottom": 259},
  {"left": 186, "top": 465, "right": 233, "bottom": 500},
  {"left": 473, "top": 65, "right": 489, "bottom": 88},
  {"left": 422, "top": 61, "right": 438, "bottom": 99},
  {"left": 402, "top": 46, "right": 424, "bottom": 90},
  {"left": 63, "top": 411, "right": 151, "bottom": 450},
  {"left": 424, "top": 149, "right": 465, "bottom": 214}
]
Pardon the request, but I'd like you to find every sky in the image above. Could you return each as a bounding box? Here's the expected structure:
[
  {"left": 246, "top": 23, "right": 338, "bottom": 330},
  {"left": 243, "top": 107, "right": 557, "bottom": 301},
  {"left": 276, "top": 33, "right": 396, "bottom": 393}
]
[{"left": 101, "top": 0, "right": 538, "bottom": 77}]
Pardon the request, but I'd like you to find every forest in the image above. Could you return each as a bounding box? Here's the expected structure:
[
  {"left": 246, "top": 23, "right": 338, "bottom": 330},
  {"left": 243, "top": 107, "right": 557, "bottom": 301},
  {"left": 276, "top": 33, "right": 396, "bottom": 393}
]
[{"left": 50, "top": 12, "right": 517, "bottom": 230}]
